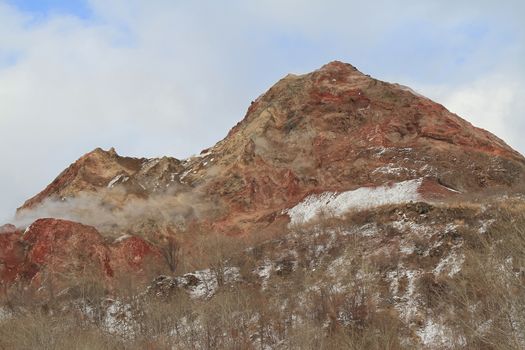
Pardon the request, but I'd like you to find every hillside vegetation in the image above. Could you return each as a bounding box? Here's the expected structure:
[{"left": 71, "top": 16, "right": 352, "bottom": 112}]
[{"left": 2, "top": 198, "right": 524, "bottom": 349}]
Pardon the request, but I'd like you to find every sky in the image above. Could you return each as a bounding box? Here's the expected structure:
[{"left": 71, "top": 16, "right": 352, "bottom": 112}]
[{"left": 0, "top": 0, "right": 524, "bottom": 223}]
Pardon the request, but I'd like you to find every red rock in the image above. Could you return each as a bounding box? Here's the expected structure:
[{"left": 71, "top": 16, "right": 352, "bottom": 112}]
[
  {"left": 110, "top": 235, "right": 164, "bottom": 272},
  {"left": 11, "top": 61, "right": 525, "bottom": 245},
  {"left": 0, "top": 225, "right": 25, "bottom": 283},
  {"left": 0, "top": 219, "right": 167, "bottom": 288}
]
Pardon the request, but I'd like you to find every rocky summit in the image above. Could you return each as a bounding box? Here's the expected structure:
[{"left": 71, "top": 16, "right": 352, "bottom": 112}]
[
  {"left": 15, "top": 61, "right": 525, "bottom": 235},
  {"left": 2, "top": 61, "right": 525, "bottom": 349}
]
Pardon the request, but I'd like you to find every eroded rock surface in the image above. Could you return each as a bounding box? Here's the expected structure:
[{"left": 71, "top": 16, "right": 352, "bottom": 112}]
[{"left": 1, "top": 219, "right": 166, "bottom": 289}]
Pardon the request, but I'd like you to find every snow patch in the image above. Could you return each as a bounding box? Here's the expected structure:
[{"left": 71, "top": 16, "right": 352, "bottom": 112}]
[
  {"left": 342, "top": 223, "right": 379, "bottom": 237},
  {"left": 191, "top": 150, "right": 212, "bottom": 159},
  {"left": 0, "top": 307, "right": 12, "bottom": 322},
  {"left": 107, "top": 174, "right": 124, "bottom": 188},
  {"left": 23, "top": 224, "right": 33, "bottom": 235},
  {"left": 141, "top": 158, "right": 160, "bottom": 172},
  {"left": 392, "top": 219, "right": 432, "bottom": 237},
  {"left": 286, "top": 179, "right": 423, "bottom": 225},
  {"left": 373, "top": 147, "right": 413, "bottom": 158},
  {"left": 255, "top": 260, "right": 273, "bottom": 290},
  {"left": 103, "top": 300, "right": 134, "bottom": 337},
  {"left": 434, "top": 249, "right": 464, "bottom": 277},
  {"left": 179, "top": 168, "right": 192, "bottom": 182},
  {"left": 417, "top": 319, "right": 449, "bottom": 347},
  {"left": 327, "top": 256, "right": 351, "bottom": 278},
  {"left": 399, "top": 241, "right": 416, "bottom": 255},
  {"left": 372, "top": 164, "right": 416, "bottom": 177},
  {"left": 180, "top": 267, "right": 240, "bottom": 299},
  {"left": 114, "top": 234, "right": 132, "bottom": 243},
  {"left": 386, "top": 268, "right": 422, "bottom": 322},
  {"left": 479, "top": 219, "right": 495, "bottom": 234}
]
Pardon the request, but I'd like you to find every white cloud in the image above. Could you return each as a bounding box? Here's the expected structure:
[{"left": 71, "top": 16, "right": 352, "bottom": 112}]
[
  {"left": 415, "top": 74, "right": 525, "bottom": 152},
  {"left": 0, "top": 2, "right": 258, "bottom": 222}
]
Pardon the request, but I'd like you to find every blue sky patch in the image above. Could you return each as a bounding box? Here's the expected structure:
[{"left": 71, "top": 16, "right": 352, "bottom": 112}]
[{"left": 5, "top": 0, "right": 92, "bottom": 19}]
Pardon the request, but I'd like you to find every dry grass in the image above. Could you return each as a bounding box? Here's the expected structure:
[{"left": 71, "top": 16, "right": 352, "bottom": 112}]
[
  {"left": 0, "top": 310, "right": 125, "bottom": 350},
  {"left": 1, "top": 199, "right": 525, "bottom": 349},
  {"left": 436, "top": 209, "right": 525, "bottom": 349}
]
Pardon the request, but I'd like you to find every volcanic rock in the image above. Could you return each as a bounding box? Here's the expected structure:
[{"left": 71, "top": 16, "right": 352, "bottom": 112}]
[
  {"left": 0, "top": 225, "right": 24, "bottom": 283},
  {"left": 1, "top": 219, "right": 166, "bottom": 289},
  {"left": 17, "top": 61, "right": 525, "bottom": 236},
  {"left": 5, "top": 61, "right": 525, "bottom": 289}
]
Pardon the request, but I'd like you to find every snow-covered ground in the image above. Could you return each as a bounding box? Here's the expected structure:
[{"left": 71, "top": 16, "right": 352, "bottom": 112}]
[
  {"left": 0, "top": 307, "right": 11, "bottom": 322},
  {"left": 180, "top": 267, "right": 240, "bottom": 299},
  {"left": 285, "top": 179, "right": 423, "bottom": 225}
]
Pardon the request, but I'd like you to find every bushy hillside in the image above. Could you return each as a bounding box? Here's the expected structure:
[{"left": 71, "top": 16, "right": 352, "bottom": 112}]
[{"left": 2, "top": 197, "right": 524, "bottom": 349}]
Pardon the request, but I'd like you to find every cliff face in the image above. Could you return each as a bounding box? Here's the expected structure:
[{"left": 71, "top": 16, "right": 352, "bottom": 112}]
[{"left": 4, "top": 61, "right": 525, "bottom": 289}]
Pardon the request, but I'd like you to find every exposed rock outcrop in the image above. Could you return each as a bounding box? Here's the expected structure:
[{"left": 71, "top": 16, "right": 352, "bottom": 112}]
[{"left": 1, "top": 219, "right": 166, "bottom": 289}]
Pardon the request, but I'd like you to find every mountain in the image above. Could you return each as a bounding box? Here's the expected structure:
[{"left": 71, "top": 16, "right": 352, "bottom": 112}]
[
  {"left": 15, "top": 61, "right": 525, "bottom": 235},
  {"left": 2, "top": 61, "right": 525, "bottom": 349}
]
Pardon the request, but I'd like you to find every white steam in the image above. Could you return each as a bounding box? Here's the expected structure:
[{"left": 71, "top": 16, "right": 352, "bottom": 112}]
[{"left": 13, "top": 188, "right": 216, "bottom": 236}]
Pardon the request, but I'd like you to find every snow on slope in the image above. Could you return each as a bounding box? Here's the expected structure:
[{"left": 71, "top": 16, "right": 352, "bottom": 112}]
[{"left": 286, "top": 179, "right": 423, "bottom": 225}]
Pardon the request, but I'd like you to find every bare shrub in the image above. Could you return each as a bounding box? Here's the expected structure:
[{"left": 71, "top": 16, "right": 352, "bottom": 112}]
[
  {"left": 0, "top": 310, "right": 125, "bottom": 350},
  {"left": 434, "top": 208, "right": 525, "bottom": 349}
]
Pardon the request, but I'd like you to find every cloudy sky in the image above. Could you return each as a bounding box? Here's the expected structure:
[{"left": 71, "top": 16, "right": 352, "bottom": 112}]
[{"left": 0, "top": 0, "right": 524, "bottom": 223}]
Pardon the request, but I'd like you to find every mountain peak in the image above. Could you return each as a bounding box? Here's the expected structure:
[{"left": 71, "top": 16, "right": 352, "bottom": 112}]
[
  {"left": 84, "top": 146, "right": 119, "bottom": 160},
  {"left": 319, "top": 60, "right": 360, "bottom": 72},
  {"left": 15, "top": 61, "right": 525, "bottom": 236},
  {"left": 229, "top": 61, "right": 521, "bottom": 160},
  {"left": 4, "top": 61, "right": 525, "bottom": 348}
]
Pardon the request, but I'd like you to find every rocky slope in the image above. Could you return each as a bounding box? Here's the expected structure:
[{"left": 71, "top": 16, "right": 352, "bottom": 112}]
[
  {"left": 15, "top": 61, "right": 525, "bottom": 237},
  {"left": 132, "top": 199, "right": 525, "bottom": 349},
  {"left": 2, "top": 61, "right": 525, "bottom": 349}
]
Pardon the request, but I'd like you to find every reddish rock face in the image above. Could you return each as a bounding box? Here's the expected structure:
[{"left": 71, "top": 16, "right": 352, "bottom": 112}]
[
  {"left": 0, "top": 225, "right": 25, "bottom": 282},
  {"left": 110, "top": 236, "right": 164, "bottom": 273},
  {"left": 192, "top": 61, "right": 525, "bottom": 232},
  {"left": 22, "top": 219, "right": 114, "bottom": 282},
  {"left": 11, "top": 61, "right": 525, "bottom": 241},
  {"left": 0, "top": 219, "right": 166, "bottom": 289}
]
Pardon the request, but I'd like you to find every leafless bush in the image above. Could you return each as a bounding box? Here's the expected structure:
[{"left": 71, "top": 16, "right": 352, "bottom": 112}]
[{"left": 0, "top": 309, "right": 125, "bottom": 350}]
